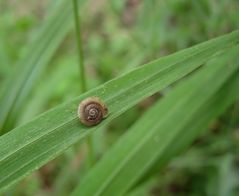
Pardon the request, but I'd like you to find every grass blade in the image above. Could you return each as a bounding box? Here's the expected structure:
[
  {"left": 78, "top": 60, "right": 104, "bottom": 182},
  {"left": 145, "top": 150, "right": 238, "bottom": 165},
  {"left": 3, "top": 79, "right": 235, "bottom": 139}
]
[{"left": 0, "top": 30, "right": 239, "bottom": 191}]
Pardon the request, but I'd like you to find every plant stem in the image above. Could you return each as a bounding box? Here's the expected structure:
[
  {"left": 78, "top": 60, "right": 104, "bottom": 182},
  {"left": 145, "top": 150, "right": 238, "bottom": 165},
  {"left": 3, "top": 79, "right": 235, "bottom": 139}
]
[
  {"left": 72, "top": 0, "right": 94, "bottom": 166},
  {"left": 72, "top": 0, "right": 86, "bottom": 92}
]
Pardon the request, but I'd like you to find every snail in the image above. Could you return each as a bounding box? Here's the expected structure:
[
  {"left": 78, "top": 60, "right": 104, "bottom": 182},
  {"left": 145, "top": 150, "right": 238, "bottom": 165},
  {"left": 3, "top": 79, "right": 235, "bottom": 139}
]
[{"left": 78, "top": 97, "right": 108, "bottom": 126}]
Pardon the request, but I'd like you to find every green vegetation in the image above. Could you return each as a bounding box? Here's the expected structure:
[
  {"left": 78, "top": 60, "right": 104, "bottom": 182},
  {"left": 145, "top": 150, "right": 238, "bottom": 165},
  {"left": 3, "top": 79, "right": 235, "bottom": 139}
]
[{"left": 0, "top": 0, "right": 239, "bottom": 195}]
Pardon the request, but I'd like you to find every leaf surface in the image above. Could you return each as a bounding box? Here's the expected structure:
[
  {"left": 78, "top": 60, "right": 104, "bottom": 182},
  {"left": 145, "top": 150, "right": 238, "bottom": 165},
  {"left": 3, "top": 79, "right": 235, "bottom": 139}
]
[{"left": 0, "top": 30, "right": 239, "bottom": 191}]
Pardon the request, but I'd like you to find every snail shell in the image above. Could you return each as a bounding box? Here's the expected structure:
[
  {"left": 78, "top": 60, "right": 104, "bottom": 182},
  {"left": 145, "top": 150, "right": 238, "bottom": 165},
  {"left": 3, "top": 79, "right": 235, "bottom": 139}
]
[{"left": 78, "top": 97, "right": 108, "bottom": 126}]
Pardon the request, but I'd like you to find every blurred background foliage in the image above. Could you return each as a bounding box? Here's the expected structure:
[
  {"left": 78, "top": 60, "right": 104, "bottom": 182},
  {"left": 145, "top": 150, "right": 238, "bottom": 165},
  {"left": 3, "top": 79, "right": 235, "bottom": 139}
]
[{"left": 1, "top": 0, "right": 239, "bottom": 195}]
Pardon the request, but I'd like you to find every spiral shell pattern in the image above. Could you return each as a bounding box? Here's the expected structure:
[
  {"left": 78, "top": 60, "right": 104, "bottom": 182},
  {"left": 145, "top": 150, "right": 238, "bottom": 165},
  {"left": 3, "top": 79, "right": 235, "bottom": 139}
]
[{"left": 78, "top": 97, "right": 108, "bottom": 126}]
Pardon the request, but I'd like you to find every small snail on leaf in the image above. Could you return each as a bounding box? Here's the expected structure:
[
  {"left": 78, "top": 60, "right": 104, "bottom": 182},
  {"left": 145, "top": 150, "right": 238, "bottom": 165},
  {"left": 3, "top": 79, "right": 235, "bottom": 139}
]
[{"left": 78, "top": 97, "right": 108, "bottom": 126}]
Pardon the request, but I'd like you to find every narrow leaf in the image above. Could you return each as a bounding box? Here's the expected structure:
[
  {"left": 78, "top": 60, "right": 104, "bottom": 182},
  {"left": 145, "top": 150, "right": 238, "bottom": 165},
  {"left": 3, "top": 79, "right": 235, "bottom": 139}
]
[{"left": 0, "top": 30, "right": 239, "bottom": 191}]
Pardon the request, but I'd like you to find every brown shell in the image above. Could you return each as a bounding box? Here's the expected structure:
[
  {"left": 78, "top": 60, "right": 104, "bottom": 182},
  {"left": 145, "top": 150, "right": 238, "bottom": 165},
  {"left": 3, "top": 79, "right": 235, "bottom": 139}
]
[{"left": 78, "top": 97, "right": 108, "bottom": 126}]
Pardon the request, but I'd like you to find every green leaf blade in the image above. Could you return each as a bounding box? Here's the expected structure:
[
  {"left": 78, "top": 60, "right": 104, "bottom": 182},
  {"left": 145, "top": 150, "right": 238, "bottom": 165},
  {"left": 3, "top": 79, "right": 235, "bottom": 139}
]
[{"left": 0, "top": 30, "right": 239, "bottom": 191}]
